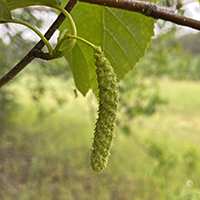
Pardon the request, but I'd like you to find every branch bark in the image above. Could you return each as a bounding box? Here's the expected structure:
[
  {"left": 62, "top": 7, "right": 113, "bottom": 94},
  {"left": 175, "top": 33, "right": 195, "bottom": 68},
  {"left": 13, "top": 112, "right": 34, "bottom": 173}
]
[{"left": 1, "top": 0, "right": 200, "bottom": 88}]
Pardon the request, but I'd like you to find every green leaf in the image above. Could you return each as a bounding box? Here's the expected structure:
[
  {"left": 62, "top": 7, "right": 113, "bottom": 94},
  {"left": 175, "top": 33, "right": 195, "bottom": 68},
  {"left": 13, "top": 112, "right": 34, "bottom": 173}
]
[
  {"left": 5, "top": 0, "right": 58, "bottom": 10},
  {"left": 65, "top": 43, "right": 91, "bottom": 96},
  {"left": 60, "top": 2, "right": 155, "bottom": 96},
  {"left": 0, "top": 0, "right": 12, "bottom": 22}
]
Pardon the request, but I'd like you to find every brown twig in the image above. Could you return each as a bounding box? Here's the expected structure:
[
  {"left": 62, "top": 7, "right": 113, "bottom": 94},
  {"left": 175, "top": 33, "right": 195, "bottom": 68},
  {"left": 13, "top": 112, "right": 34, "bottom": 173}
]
[
  {"left": 0, "top": 0, "right": 78, "bottom": 89},
  {"left": 79, "top": 0, "right": 200, "bottom": 31}
]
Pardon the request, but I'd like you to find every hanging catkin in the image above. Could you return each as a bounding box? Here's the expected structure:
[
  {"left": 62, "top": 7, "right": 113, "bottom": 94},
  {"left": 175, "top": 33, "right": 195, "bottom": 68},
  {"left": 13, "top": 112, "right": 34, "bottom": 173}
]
[{"left": 91, "top": 47, "right": 119, "bottom": 173}]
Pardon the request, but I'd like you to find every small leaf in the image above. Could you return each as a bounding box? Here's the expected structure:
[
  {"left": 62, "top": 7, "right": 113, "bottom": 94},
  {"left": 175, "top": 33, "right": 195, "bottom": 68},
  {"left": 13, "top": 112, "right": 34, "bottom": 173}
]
[
  {"left": 0, "top": 0, "right": 12, "bottom": 22},
  {"left": 5, "top": 0, "right": 58, "bottom": 10}
]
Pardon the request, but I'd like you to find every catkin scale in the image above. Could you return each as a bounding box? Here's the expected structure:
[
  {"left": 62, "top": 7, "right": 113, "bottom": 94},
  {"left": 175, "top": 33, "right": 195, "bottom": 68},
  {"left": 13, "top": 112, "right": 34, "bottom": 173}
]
[{"left": 91, "top": 47, "right": 119, "bottom": 173}]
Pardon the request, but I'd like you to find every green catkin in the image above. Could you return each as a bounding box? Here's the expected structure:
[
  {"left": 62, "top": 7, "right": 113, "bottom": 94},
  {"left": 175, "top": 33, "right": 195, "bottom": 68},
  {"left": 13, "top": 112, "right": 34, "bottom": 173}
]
[
  {"left": 91, "top": 47, "right": 119, "bottom": 173},
  {"left": 66, "top": 35, "right": 118, "bottom": 172}
]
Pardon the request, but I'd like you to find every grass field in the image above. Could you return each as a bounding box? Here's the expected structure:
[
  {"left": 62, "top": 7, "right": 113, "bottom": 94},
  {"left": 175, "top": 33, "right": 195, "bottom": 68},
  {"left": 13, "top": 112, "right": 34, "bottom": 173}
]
[{"left": 0, "top": 77, "right": 200, "bottom": 200}]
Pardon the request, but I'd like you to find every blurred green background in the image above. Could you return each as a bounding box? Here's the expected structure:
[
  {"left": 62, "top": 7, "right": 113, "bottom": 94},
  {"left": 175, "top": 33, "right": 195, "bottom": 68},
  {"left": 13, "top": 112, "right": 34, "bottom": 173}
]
[{"left": 1, "top": 6, "right": 200, "bottom": 200}]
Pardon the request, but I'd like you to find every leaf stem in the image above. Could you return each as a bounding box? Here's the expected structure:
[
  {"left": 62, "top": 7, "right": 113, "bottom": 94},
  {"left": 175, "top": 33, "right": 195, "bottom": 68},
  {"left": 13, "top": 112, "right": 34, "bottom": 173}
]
[
  {"left": 6, "top": 19, "right": 54, "bottom": 55},
  {"left": 67, "top": 34, "right": 98, "bottom": 50},
  {"left": 54, "top": 5, "right": 77, "bottom": 57}
]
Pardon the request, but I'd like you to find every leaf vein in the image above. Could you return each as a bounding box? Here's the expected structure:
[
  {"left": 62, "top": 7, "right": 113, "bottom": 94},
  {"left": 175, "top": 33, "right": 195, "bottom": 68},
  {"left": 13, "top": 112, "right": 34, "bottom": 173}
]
[{"left": 106, "top": 8, "right": 143, "bottom": 54}]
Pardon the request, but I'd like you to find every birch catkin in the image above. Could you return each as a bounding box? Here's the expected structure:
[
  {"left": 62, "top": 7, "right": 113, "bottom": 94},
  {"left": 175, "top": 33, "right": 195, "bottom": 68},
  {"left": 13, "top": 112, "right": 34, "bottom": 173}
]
[{"left": 91, "top": 47, "right": 119, "bottom": 173}]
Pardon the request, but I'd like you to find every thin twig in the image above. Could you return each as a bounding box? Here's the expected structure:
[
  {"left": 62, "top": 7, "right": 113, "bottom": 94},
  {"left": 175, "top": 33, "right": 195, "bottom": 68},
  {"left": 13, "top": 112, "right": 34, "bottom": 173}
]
[
  {"left": 79, "top": 0, "right": 200, "bottom": 31},
  {"left": 0, "top": 0, "right": 78, "bottom": 88}
]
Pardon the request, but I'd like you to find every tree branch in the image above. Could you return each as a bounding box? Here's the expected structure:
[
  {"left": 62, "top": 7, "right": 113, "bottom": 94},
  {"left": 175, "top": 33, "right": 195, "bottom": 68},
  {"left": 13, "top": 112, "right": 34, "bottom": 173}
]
[
  {"left": 79, "top": 0, "right": 200, "bottom": 31},
  {"left": 0, "top": 0, "right": 78, "bottom": 89}
]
